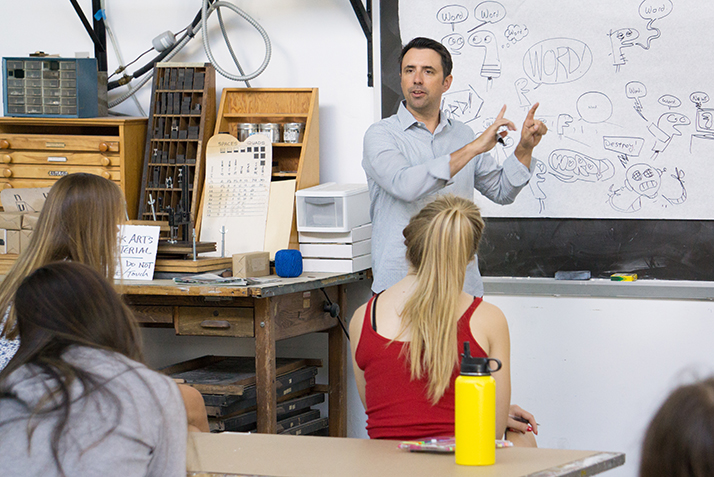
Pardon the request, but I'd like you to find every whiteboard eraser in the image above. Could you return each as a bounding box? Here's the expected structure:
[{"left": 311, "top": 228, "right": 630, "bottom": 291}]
[{"left": 554, "top": 270, "right": 591, "bottom": 280}]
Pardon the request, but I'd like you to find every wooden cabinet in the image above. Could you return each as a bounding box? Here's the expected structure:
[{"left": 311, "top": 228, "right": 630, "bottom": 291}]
[{"left": 0, "top": 117, "right": 147, "bottom": 218}]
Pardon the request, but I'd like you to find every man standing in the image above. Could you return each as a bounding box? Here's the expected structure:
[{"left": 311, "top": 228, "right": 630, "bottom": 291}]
[{"left": 363, "top": 37, "right": 547, "bottom": 295}]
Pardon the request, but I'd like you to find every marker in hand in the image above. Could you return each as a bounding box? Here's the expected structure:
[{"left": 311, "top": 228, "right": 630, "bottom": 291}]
[{"left": 496, "top": 125, "right": 508, "bottom": 145}]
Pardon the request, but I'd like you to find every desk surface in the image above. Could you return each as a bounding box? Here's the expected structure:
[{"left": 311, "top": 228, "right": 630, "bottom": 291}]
[
  {"left": 117, "top": 271, "right": 368, "bottom": 298},
  {"left": 186, "top": 433, "right": 624, "bottom": 477}
]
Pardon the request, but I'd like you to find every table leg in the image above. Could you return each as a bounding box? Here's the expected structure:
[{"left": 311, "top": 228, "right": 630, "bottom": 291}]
[
  {"left": 255, "top": 297, "right": 277, "bottom": 433},
  {"left": 328, "top": 284, "right": 347, "bottom": 437}
]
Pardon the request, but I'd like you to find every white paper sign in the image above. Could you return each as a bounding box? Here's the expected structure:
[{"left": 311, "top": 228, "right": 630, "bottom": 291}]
[
  {"left": 200, "top": 133, "right": 272, "bottom": 256},
  {"left": 115, "top": 225, "right": 161, "bottom": 280}
]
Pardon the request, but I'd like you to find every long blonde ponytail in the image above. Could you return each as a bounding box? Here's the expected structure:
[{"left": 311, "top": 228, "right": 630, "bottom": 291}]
[{"left": 399, "top": 195, "right": 485, "bottom": 404}]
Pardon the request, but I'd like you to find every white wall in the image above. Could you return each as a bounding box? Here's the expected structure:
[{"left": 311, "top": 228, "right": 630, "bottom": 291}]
[
  {"left": 4, "top": 3, "right": 714, "bottom": 477},
  {"left": 0, "top": 0, "right": 374, "bottom": 184}
]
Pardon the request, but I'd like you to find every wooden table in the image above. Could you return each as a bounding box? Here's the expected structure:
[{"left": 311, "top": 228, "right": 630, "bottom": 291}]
[
  {"left": 118, "top": 271, "right": 368, "bottom": 436},
  {"left": 186, "top": 432, "right": 626, "bottom": 477}
]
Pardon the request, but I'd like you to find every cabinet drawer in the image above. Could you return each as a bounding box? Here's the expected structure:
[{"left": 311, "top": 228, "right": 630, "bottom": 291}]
[
  {"left": 176, "top": 306, "right": 254, "bottom": 337},
  {"left": 0, "top": 134, "right": 120, "bottom": 153},
  {"left": 0, "top": 164, "right": 120, "bottom": 181},
  {"left": 1, "top": 151, "right": 119, "bottom": 166}
]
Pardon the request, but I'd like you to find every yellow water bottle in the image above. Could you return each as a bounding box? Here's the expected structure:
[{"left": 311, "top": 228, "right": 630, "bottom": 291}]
[{"left": 455, "top": 341, "right": 502, "bottom": 466}]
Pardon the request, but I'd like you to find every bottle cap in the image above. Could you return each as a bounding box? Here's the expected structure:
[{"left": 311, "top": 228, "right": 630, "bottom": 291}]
[{"left": 460, "top": 341, "right": 502, "bottom": 376}]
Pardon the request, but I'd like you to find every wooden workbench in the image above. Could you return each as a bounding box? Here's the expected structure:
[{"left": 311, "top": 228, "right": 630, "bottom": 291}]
[
  {"left": 118, "top": 271, "right": 368, "bottom": 436},
  {"left": 186, "top": 432, "right": 626, "bottom": 477}
]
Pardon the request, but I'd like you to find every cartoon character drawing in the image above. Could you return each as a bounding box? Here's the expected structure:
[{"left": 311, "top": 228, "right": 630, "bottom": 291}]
[
  {"left": 660, "top": 167, "right": 687, "bottom": 206},
  {"left": 609, "top": 28, "right": 639, "bottom": 72},
  {"left": 608, "top": 163, "right": 687, "bottom": 212},
  {"left": 647, "top": 112, "right": 690, "bottom": 160},
  {"left": 528, "top": 161, "right": 547, "bottom": 213},
  {"left": 514, "top": 78, "right": 531, "bottom": 109},
  {"left": 608, "top": 163, "right": 662, "bottom": 212},
  {"left": 468, "top": 30, "right": 501, "bottom": 89}
]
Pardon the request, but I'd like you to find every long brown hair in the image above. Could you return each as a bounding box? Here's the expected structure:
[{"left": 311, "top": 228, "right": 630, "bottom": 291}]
[
  {"left": 399, "top": 195, "right": 485, "bottom": 404},
  {"left": 0, "top": 173, "right": 126, "bottom": 340},
  {"left": 640, "top": 378, "right": 714, "bottom": 477},
  {"left": 0, "top": 261, "right": 143, "bottom": 476}
]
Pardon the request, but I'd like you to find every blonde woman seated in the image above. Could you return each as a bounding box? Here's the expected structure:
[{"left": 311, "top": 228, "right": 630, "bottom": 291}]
[
  {"left": 350, "top": 195, "right": 536, "bottom": 444},
  {"left": 0, "top": 173, "right": 208, "bottom": 433}
]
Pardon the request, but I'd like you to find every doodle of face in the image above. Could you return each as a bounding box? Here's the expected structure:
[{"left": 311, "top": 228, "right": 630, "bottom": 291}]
[
  {"left": 657, "top": 112, "right": 691, "bottom": 136},
  {"left": 626, "top": 163, "right": 661, "bottom": 198},
  {"left": 612, "top": 28, "right": 639, "bottom": 47}
]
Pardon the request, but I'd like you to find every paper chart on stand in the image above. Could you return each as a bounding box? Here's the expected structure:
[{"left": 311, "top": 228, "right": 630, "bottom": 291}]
[{"left": 200, "top": 133, "right": 272, "bottom": 257}]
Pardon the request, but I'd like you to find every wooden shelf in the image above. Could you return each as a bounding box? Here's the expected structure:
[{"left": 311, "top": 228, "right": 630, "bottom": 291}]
[
  {"left": 210, "top": 88, "right": 320, "bottom": 249},
  {"left": 137, "top": 63, "right": 216, "bottom": 241}
]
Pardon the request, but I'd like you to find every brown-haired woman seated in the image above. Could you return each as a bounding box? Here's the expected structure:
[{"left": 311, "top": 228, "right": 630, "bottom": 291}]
[
  {"left": 350, "top": 195, "right": 537, "bottom": 445},
  {"left": 640, "top": 377, "right": 714, "bottom": 477},
  {"left": 0, "top": 262, "right": 187, "bottom": 476},
  {"left": 0, "top": 173, "right": 209, "bottom": 433}
]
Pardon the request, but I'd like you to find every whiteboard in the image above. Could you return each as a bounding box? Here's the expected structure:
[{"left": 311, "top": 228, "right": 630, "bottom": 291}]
[{"left": 396, "top": 0, "right": 714, "bottom": 219}]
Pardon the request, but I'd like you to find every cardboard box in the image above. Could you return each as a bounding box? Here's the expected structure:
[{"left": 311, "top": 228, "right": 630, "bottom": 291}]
[
  {"left": 299, "top": 239, "right": 371, "bottom": 259},
  {"left": 22, "top": 212, "right": 40, "bottom": 230},
  {"left": 302, "top": 254, "right": 371, "bottom": 273},
  {"left": 232, "top": 251, "right": 270, "bottom": 278},
  {"left": 0, "top": 230, "right": 20, "bottom": 254},
  {"left": 295, "top": 183, "right": 370, "bottom": 233},
  {"left": 0, "top": 212, "right": 23, "bottom": 231},
  {"left": 20, "top": 230, "right": 32, "bottom": 252},
  {"left": 298, "top": 223, "right": 372, "bottom": 244}
]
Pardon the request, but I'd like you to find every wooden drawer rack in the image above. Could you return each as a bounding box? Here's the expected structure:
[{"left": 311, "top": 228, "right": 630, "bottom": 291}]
[
  {"left": 0, "top": 117, "right": 147, "bottom": 218},
  {"left": 137, "top": 63, "right": 215, "bottom": 241}
]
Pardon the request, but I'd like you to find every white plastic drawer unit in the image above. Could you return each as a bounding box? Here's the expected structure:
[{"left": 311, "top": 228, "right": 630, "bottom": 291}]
[{"left": 295, "top": 182, "right": 370, "bottom": 233}]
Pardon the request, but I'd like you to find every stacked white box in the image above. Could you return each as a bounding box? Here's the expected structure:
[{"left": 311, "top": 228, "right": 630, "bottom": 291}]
[{"left": 299, "top": 220, "right": 372, "bottom": 273}]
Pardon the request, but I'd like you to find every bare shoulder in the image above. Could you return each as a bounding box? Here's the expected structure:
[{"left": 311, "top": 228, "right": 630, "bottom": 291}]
[
  {"left": 349, "top": 303, "right": 368, "bottom": 345},
  {"left": 472, "top": 299, "right": 509, "bottom": 332}
]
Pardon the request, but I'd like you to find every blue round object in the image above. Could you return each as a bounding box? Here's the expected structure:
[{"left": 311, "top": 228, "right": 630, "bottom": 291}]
[{"left": 275, "top": 249, "right": 303, "bottom": 278}]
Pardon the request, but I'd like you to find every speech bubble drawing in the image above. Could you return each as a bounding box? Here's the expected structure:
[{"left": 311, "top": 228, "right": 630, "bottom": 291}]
[
  {"left": 474, "top": 2, "right": 506, "bottom": 24},
  {"left": 639, "top": 0, "right": 673, "bottom": 21},
  {"left": 577, "top": 92, "right": 613, "bottom": 123},
  {"left": 603, "top": 136, "right": 645, "bottom": 156},
  {"left": 548, "top": 149, "right": 616, "bottom": 183},
  {"left": 442, "top": 33, "right": 465, "bottom": 54},
  {"left": 437, "top": 5, "right": 469, "bottom": 28},
  {"left": 625, "top": 81, "right": 647, "bottom": 100},
  {"left": 658, "top": 94, "right": 681, "bottom": 109},
  {"left": 690, "top": 91, "right": 710, "bottom": 105},
  {"left": 504, "top": 24, "right": 529, "bottom": 43},
  {"left": 523, "top": 38, "right": 592, "bottom": 85}
]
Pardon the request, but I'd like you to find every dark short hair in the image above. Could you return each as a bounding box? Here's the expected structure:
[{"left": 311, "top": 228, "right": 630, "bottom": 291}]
[
  {"left": 640, "top": 377, "right": 714, "bottom": 477},
  {"left": 399, "top": 37, "right": 453, "bottom": 78}
]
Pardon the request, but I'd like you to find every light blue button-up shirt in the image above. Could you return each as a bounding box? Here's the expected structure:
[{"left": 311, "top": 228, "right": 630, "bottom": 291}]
[{"left": 362, "top": 102, "right": 537, "bottom": 295}]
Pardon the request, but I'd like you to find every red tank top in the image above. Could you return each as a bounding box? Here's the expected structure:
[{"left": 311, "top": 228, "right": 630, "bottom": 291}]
[{"left": 355, "top": 294, "right": 487, "bottom": 440}]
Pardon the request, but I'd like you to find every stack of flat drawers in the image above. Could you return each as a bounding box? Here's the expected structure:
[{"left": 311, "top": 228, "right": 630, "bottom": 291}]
[{"left": 0, "top": 117, "right": 147, "bottom": 219}]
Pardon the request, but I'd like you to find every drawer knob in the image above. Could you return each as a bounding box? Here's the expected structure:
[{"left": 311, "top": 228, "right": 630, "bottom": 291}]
[
  {"left": 200, "top": 319, "right": 231, "bottom": 329},
  {"left": 101, "top": 171, "right": 112, "bottom": 180},
  {"left": 1, "top": 155, "right": 11, "bottom": 164},
  {"left": 101, "top": 156, "right": 111, "bottom": 166},
  {"left": 2, "top": 169, "right": 12, "bottom": 178},
  {"left": 0, "top": 140, "right": 9, "bottom": 149},
  {"left": 99, "top": 142, "right": 109, "bottom": 152},
  {"left": 1, "top": 183, "right": 12, "bottom": 189}
]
